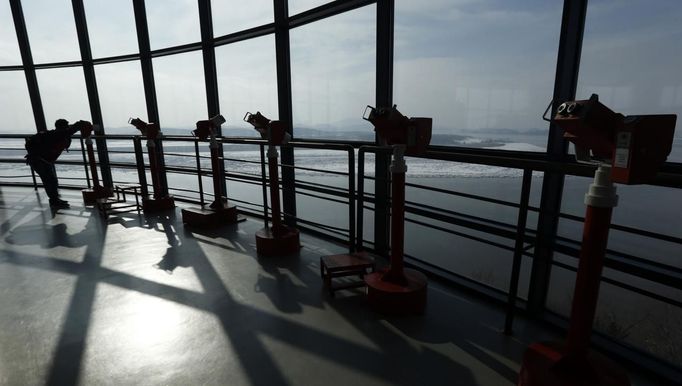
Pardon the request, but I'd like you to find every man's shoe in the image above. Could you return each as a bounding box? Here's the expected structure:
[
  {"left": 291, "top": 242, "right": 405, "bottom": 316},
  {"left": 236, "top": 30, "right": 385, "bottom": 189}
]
[{"left": 49, "top": 199, "right": 70, "bottom": 209}]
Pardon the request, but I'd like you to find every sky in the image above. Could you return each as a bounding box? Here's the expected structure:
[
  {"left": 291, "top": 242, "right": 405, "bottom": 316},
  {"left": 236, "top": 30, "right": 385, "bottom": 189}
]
[{"left": 0, "top": 0, "right": 681, "bottom": 159}]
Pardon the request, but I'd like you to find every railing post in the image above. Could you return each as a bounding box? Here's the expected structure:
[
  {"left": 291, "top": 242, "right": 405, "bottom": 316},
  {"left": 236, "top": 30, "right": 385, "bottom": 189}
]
[
  {"left": 504, "top": 169, "right": 533, "bottom": 335},
  {"left": 133, "top": 136, "right": 148, "bottom": 197},
  {"left": 260, "top": 144, "right": 270, "bottom": 229},
  {"left": 348, "top": 147, "right": 356, "bottom": 253},
  {"left": 194, "top": 139, "right": 204, "bottom": 207},
  {"left": 356, "top": 147, "right": 367, "bottom": 251},
  {"left": 80, "top": 137, "right": 91, "bottom": 189}
]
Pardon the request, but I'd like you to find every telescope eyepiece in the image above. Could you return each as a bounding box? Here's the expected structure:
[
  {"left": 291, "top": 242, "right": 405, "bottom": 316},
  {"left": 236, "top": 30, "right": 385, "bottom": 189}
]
[{"left": 566, "top": 102, "right": 580, "bottom": 114}]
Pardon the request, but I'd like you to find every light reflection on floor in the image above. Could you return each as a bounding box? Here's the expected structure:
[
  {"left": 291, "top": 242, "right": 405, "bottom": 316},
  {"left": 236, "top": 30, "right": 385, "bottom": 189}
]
[{"left": 0, "top": 187, "right": 664, "bottom": 386}]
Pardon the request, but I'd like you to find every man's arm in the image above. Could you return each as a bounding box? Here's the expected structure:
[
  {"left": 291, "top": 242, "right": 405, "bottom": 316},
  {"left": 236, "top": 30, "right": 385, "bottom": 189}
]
[{"left": 68, "top": 120, "right": 92, "bottom": 136}]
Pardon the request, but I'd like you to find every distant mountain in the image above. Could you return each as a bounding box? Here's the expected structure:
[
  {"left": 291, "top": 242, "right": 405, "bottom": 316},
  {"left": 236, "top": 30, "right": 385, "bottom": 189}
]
[
  {"left": 99, "top": 125, "right": 533, "bottom": 149},
  {"left": 455, "top": 128, "right": 546, "bottom": 135}
]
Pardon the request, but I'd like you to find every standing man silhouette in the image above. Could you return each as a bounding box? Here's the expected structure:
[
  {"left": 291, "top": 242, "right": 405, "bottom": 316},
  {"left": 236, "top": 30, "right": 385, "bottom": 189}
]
[{"left": 25, "top": 119, "right": 91, "bottom": 209}]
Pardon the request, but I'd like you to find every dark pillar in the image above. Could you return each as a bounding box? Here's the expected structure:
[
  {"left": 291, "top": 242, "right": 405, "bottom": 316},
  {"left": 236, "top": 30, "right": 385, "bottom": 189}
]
[
  {"left": 197, "top": 0, "right": 228, "bottom": 196},
  {"left": 527, "top": 0, "right": 588, "bottom": 315},
  {"left": 9, "top": 0, "right": 47, "bottom": 132},
  {"left": 373, "top": 0, "right": 394, "bottom": 256},
  {"left": 71, "top": 0, "right": 113, "bottom": 188},
  {"left": 132, "top": 0, "right": 169, "bottom": 196},
  {"left": 274, "top": 0, "right": 297, "bottom": 227}
]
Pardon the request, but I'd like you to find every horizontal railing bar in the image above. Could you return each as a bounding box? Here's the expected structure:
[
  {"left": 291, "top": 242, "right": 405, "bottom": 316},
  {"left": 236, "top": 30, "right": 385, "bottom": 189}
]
[
  {"left": 405, "top": 217, "right": 515, "bottom": 252},
  {"left": 557, "top": 211, "right": 682, "bottom": 245},
  {"left": 552, "top": 240, "right": 682, "bottom": 289},
  {"left": 405, "top": 199, "right": 520, "bottom": 233},
  {"left": 294, "top": 188, "right": 349, "bottom": 206},
  {"left": 553, "top": 234, "right": 682, "bottom": 276},
  {"left": 552, "top": 261, "right": 682, "bottom": 308},
  {"left": 404, "top": 180, "right": 523, "bottom": 209}
]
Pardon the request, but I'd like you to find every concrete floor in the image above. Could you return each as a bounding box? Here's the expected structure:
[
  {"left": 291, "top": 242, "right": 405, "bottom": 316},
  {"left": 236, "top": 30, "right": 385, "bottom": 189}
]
[{"left": 0, "top": 187, "right": 659, "bottom": 386}]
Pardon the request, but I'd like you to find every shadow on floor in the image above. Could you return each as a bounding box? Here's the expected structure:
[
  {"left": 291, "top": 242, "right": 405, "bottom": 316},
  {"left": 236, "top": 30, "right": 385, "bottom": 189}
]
[{"left": 1, "top": 205, "right": 495, "bottom": 386}]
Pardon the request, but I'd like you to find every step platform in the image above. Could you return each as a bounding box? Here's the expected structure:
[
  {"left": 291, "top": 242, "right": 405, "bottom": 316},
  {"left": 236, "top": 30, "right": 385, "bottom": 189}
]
[
  {"left": 82, "top": 187, "right": 112, "bottom": 205},
  {"left": 181, "top": 206, "right": 240, "bottom": 228},
  {"left": 142, "top": 196, "right": 175, "bottom": 213},
  {"left": 365, "top": 268, "right": 428, "bottom": 315},
  {"left": 320, "top": 252, "right": 375, "bottom": 297},
  {"left": 96, "top": 184, "right": 142, "bottom": 218},
  {"left": 255, "top": 225, "right": 300, "bottom": 256},
  {"left": 518, "top": 341, "right": 630, "bottom": 386}
]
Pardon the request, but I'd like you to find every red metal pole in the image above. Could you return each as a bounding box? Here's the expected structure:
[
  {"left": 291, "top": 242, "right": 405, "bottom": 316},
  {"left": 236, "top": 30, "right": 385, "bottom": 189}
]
[
  {"left": 267, "top": 145, "right": 283, "bottom": 235},
  {"left": 85, "top": 138, "right": 100, "bottom": 190},
  {"left": 210, "top": 140, "right": 224, "bottom": 207},
  {"left": 566, "top": 205, "right": 613, "bottom": 356},
  {"left": 382, "top": 145, "right": 408, "bottom": 286},
  {"left": 384, "top": 169, "right": 406, "bottom": 282},
  {"left": 147, "top": 140, "right": 162, "bottom": 199},
  {"left": 566, "top": 164, "right": 618, "bottom": 358}
]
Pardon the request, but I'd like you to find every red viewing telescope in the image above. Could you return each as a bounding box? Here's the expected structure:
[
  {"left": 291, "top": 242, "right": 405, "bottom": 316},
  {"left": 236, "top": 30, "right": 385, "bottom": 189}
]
[
  {"left": 518, "top": 94, "right": 676, "bottom": 386},
  {"left": 363, "top": 104, "right": 432, "bottom": 315},
  {"left": 244, "top": 111, "right": 299, "bottom": 256},
  {"left": 244, "top": 111, "right": 291, "bottom": 146},
  {"left": 554, "top": 94, "right": 676, "bottom": 184},
  {"left": 192, "top": 114, "right": 226, "bottom": 140},
  {"left": 128, "top": 117, "right": 174, "bottom": 212},
  {"left": 129, "top": 117, "right": 160, "bottom": 140},
  {"left": 363, "top": 105, "right": 432, "bottom": 155}
]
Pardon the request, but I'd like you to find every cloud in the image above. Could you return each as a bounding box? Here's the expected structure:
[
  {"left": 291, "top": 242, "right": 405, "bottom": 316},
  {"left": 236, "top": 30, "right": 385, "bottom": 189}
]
[
  {"left": 212, "top": 0, "right": 273, "bottom": 37},
  {"left": 153, "top": 50, "right": 207, "bottom": 129},
  {"left": 215, "top": 35, "right": 279, "bottom": 131},
  {"left": 290, "top": 5, "right": 375, "bottom": 131},
  {"left": 146, "top": 0, "right": 201, "bottom": 49},
  {"left": 0, "top": 1, "right": 22, "bottom": 65},
  {"left": 35, "top": 67, "right": 91, "bottom": 127},
  {"left": 0, "top": 71, "right": 34, "bottom": 132},
  {"left": 21, "top": 0, "right": 82, "bottom": 63},
  {"left": 95, "top": 60, "right": 147, "bottom": 132},
  {"left": 83, "top": 0, "right": 139, "bottom": 58}
]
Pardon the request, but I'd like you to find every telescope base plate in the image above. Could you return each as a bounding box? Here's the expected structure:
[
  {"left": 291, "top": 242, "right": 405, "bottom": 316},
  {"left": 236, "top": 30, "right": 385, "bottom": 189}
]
[
  {"left": 181, "top": 206, "right": 239, "bottom": 228},
  {"left": 142, "top": 196, "right": 175, "bottom": 213},
  {"left": 365, "top": 268, "right": 427, "bottom": 315},
  {"left": 256, "top": 225, "right": 300, "bottom": 256},
  {"left": 518, "top": 341, "right": 629, "bottom": 386}
]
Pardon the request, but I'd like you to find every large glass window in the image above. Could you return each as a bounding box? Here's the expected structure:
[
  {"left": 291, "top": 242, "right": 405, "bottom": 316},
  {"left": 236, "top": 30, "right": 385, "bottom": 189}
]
[
  {"left": 568, "top": 1, "right": 682, "bottom": 364},
  {"left": 0, "top": 71, "right": 35, "bottom": 187},
  {"left": 393, "top": 0, "right": 562, "bottom": 150},
  {"left": 35, "top": 67, "right": 90, "bottom": 127},
  {"left": 290, "top": 6, "right": 376, "bottom": 140},
  {"left": 84, "top": 0, "right": 138, "bottom": 58},
  {"left": 35, "top": 67, "right": 90, "bottom": 186},
  {"left": 146, "top": 0, "right": 200, "bottom": 50},
  {"left": 577, "top": 0, "right": 682, "bottom": 163},
  {"left": 94, "top": 61, "right": 146, "bottom": 133},
  {"left": 216, "top": 36, "right": 278, "bottom": 135},
  {"left": 0, "top": 1, "right": 22, "bottom": 66},
  {"left": 0, "top": 71, "right": 34, "bottom": 133},
  {"left": 22, "top": 0, "right": 81, "bottom": 64},
  {"left": 153, "top": 51, "right": 207, "bottom": 132},
  {"left": 211, "top": 1, "right": 273, "bottom": 37}
]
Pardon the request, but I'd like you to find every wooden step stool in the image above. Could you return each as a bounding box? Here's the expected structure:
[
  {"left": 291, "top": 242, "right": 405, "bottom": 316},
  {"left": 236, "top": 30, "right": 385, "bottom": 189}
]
[{"left": 320, "top": 252, "right": 375, "bottom": 297}]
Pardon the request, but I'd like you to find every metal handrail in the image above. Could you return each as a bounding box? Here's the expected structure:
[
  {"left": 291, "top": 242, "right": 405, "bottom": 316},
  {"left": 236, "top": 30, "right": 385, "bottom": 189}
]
[{"left": 2, "top": 133, "right": 680, "bottom": 315}]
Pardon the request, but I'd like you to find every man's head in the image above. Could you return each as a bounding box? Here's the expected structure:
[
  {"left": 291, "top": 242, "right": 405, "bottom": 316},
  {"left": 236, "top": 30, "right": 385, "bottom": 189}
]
[{"left": 55, "top": 119, "right": 69, "bottom": 131}]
